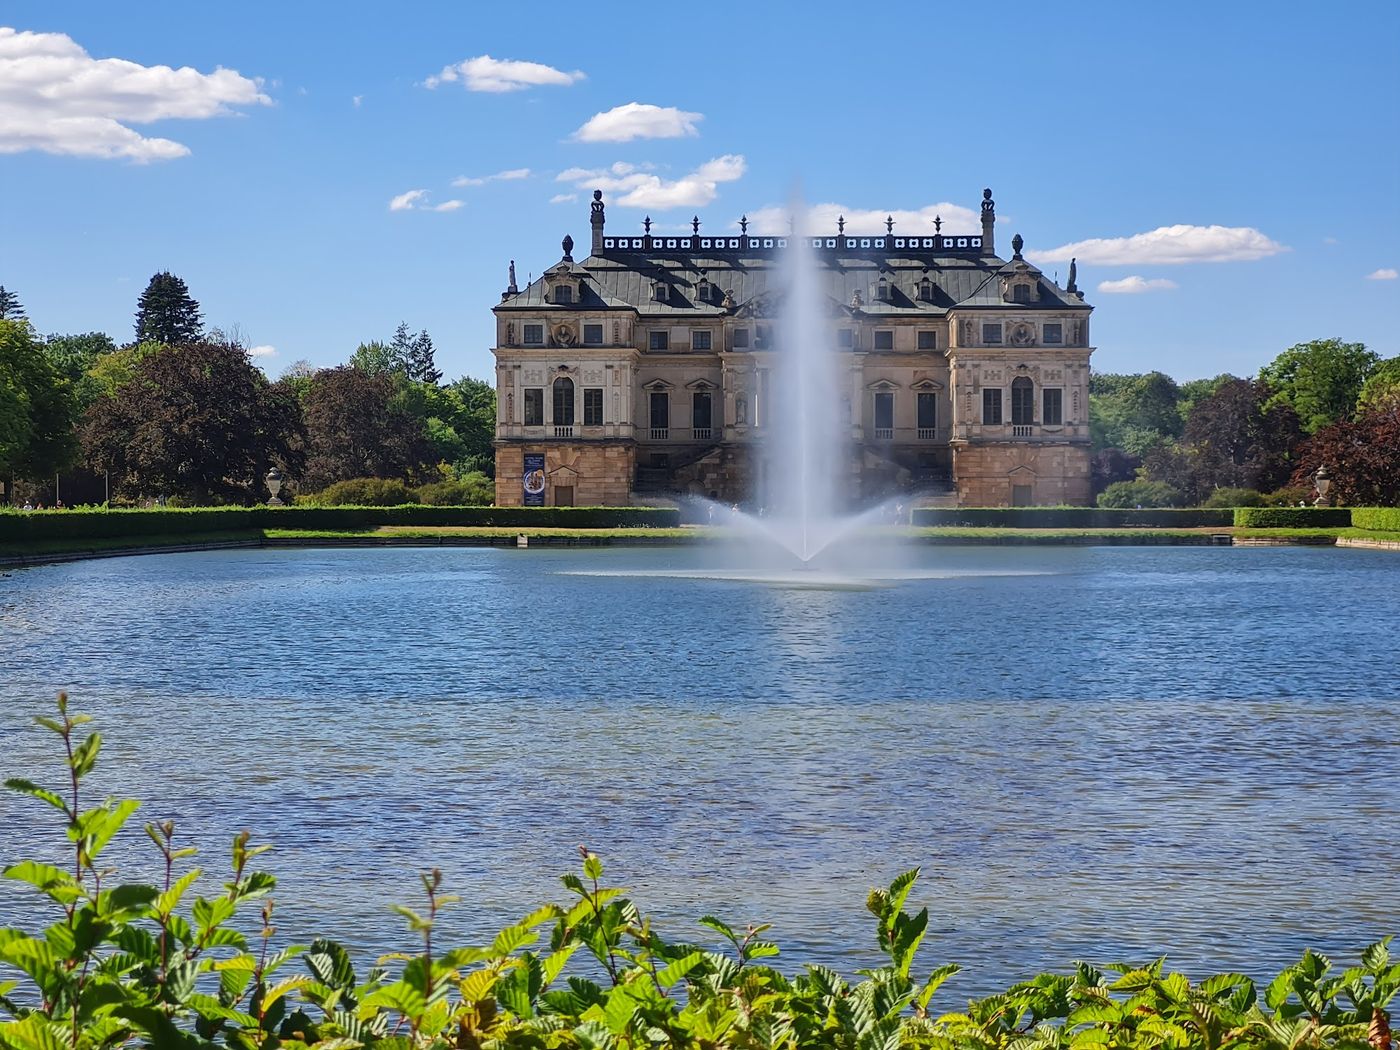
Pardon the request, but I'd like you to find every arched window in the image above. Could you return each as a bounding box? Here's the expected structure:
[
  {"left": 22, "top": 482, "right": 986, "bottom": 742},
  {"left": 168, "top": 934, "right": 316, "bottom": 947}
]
[
  {"left": 552, "top": 377, "right": 575, "bottom": 426},
  {"left": 1011, "top": 376, "right": 1035, "bottom": 426}
]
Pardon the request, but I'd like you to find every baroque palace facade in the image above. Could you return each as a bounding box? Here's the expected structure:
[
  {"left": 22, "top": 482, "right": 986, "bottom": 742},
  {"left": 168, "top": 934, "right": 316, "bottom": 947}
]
[{"left": 492, "top": 189, "right": 1095, "bottom": 507}]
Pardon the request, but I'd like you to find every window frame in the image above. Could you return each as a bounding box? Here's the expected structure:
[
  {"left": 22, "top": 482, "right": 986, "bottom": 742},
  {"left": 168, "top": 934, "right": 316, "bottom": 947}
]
[
  {"left": 1043, "top": 322, "right": 1063, "bottom": 345},
  {"left": 873, "top": 390, "right": 895, "bottom": 430},
  {"left": 522, "top": 323, "right": 544, "bottom": 346},
  {"left": 649, "top": 390, "right": 670, "bottom": 430},
  {"left": 523, "top": 387, "right": 544, "bottom": 426},
  {"left": 648, "top": 330, "right": 669, "bottom": 351},
  {"left": 982, "top": 388, "right": 1003, "bottom": 425},
  {"left": 732, "top": 328, "right": 750, "bottom": 349},
  {"left": 1042, "top": 387, "right": 1063, "bottom": 426},
  {"left": 692, "top": 390, "right": 713, "bottom": 431},
  {"left": 554, "top": 285, "right": 574, "bottom": 305},
  {"left": 583, "top": 323, "right": 604, "bottom": 346},
  {"left": 873, "top": 329, "right": 894, "bottom": 351},
  {"left": 691, "top": 329, "right": 712, "bottom": 351},
  {"left": 917, "top": 330, "right": 938, "bottom": 350},
  {"left": 552, "top": 377, "right": 575, "bottom": 426},
  {"left": 583, "top": 387, "right": 604, "bottom": 426},
  {"left": 917, "top": 391, "right": 937, "bottom": 430},
  {"left": 982, "top": 323, "right": 1003, "bottom": 345},
  {"left": 1011, "top": 377, "right": 1035, "bottom": 426}
]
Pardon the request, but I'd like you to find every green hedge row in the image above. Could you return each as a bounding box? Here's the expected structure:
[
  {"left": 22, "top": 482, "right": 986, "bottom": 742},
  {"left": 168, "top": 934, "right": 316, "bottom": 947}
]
[
  {"left": 1351, "top": 507, "right": 1400, "bottom": 531},
  {"left": 0, "top": 505, "right": 681, "bottom": 542},
  {"left": 913, "top": 507, "right": 1235, "bottom": 528},
  {"left": 1232, "top": 506, "right": 1353, "bottom": 528}
]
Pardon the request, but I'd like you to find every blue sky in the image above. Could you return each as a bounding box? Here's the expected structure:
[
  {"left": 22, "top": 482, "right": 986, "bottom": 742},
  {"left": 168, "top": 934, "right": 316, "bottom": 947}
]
[{"left": 2, "top": 1, "right": 1397, "bottom": 384}]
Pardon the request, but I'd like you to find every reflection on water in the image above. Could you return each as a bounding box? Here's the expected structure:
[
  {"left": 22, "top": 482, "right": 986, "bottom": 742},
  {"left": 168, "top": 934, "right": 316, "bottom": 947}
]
[{"left": 1, "top": 545, "right": 1398, "bottom": 993}]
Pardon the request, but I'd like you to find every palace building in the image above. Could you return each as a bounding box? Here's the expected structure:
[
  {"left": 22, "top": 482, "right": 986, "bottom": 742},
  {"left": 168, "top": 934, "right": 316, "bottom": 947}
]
[{"left": 492, "top": 189, "right": 1095, "bottom": 508}]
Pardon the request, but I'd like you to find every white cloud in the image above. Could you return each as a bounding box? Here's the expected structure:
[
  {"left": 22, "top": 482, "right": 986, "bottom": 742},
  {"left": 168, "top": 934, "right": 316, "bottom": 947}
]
[
  {"left": 744, "top": 201, "right": 982, "bottom": 236},
  {"left": 451, "top": 167, "right": 531, "bottom": 187},
  {"left": 389, "top": 189, "right": 428, "bottom": 212},
  {"left": 1366, "top": 268, "right": 1398, "bottom": 281},
  {"left": 248, "top": 344, "right": 277, "bottom": 358},
  {"left": 424, "top": 55, "right": 584, "bottom": 92},
  {"left": 0, "top": 26, "right": 271, "bottom": 161},
  {"left": 549, "top": 193, "right": 578, "bottom": 204},
  {"left": 432, "top": 199, "right": 463, "bottom": 212},
  {"left": 352, "top": 95, "right": 362, "bottom": 108},
  {"left": 1096, "top": 276, "right": 1179, "bottom": 294},
  {"left": 572, "top": 103, "right": 702, "bottom": 143},
  {"left": 1323, "top": 236, "right": 1339, "bottom": 245},
  {"left": 556, "top": 154, "right": 745, "bottom": 209},
  {"left": 1031, "top": 224, "right": 1287, "bottom": 265}
]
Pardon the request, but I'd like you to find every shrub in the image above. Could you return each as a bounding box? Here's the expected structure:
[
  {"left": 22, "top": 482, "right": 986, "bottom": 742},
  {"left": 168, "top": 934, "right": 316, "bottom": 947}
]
[
  {"left": 2, "top": 696, "right": 1395, "bottom": 1050},
  {"left": 913, "top": 508, "right": 1234, "bottom": 528},
  {"left": 414, "top": 472, "right": 493, "bottom": 506},
  {"left": 1202, "top": 487, "right": 1264, "bottom": 508},
  {"left": 1352, "top": 507, "right": 1400, "bottom": 531},
  {"left": 1097, "top": 480, "right": 1184, "bottom": 508},
  {"left": 1233, "top": 506, "right": 1353, "bottom": 528},
  {"left": 1262, "top": 485, "right": 1314, "bottom": 507},
  {"left": 310, "top": 477, "right": 416, "bottom": 506}
]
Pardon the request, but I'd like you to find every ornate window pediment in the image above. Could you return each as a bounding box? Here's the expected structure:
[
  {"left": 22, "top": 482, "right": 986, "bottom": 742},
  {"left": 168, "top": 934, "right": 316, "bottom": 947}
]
[
  {"left": 642, "top": 378, "right": 674, "bottom": 392},
  {"left": 866, "top": 378, "right": 901, "bottom": 391},
  {"left": 684, "top": 378, "right": 716, "bottom": 391},
  {"left": 910, "top": 378, "right": 945, "bottom": 392}
]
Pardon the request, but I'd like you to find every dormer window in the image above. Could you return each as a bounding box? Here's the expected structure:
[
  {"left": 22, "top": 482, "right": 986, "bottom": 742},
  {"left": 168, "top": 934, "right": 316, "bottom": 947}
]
[
  {"left": 876, "top": 275, "right": 891, "bottom": 302},
  {"left": 918, "top": 276, "right": 934, "bottom": 302},
  {"left": 554, "top": 285, "right": 574, "bottom": 305},
  {"left": 1012, "top": 283, "right": 1030, "bottom": 303},
  {"left": 696, "top": 277, "right": 711, "bottom": 303},
  {"left": 653, "top": 281, "right": 669, "bottom": 302}
]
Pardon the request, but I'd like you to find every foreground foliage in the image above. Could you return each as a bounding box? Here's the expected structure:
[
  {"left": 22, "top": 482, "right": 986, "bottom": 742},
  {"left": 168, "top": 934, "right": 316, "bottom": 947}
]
[{"left": 2, "top": 698, "right": 1396, "bottom": 1050}]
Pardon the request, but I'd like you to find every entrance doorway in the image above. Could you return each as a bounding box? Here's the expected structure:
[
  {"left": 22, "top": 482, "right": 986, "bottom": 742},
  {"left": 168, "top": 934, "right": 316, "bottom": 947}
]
[
  {"left": 554, "top": 485, "right": 575, "bottom": 507},
  {"left": 1011, "top": 484, "right": 1034, "bottom": 507}
]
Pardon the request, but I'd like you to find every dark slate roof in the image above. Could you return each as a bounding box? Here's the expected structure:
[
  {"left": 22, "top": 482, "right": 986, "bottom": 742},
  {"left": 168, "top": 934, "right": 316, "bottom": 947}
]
[{"left": 495, "top": 251, "right": 1089, "bottom": 315}]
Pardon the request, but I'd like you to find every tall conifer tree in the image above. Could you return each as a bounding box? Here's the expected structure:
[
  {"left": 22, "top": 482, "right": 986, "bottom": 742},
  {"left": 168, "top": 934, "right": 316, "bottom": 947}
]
[
  {"left": 134, "top": 272, "right": 203, "bottom": 345},
  {"left": 0, "top": 286, "right": 26, "bottom": 322}
]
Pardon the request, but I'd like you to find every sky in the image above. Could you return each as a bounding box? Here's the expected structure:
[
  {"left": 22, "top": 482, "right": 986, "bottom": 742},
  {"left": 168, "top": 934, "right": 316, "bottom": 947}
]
[{"left": 2, "top": 1, "right": 1398, "bottom": 384}]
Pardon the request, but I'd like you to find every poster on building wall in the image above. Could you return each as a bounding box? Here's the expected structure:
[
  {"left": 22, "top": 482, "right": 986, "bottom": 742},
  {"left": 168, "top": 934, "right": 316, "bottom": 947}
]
[{"left": 522, "top": 453, "right": 546, "bottom": 506}]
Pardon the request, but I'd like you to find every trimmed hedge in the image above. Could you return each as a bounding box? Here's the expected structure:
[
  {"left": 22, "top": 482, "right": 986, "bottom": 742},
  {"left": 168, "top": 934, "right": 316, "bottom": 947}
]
[
  {"left": 0, "top": 505, "right": 680, "bottom": 543},
  {"left": 1351, "top": 507, "right": 1400, "bottom": 532},
  {"left": 1232, "top": 506, "right": 1353, "bottom": 528},
  {"left": 914, "top": 507, "right": 1235, "bottom": 528}
]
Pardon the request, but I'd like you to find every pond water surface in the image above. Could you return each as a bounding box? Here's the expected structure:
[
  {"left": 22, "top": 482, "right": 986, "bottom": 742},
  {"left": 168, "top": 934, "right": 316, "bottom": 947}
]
[{"left": 1, "top": 544, "right": 1397, "bottom": 994}]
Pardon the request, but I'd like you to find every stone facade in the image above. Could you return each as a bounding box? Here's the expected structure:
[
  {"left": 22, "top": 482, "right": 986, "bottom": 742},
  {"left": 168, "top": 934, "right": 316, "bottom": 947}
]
[{"left": 492, "top": 190, "right": 1096, "bottom": 508}]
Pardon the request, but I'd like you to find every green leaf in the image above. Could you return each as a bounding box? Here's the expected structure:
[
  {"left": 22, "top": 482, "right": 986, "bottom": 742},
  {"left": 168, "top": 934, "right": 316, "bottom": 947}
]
[
  {"left": 2, "top": 861, "right": 82, "bottom": 904},
  {"left": 3, "top": 779, "right": 68, "bottom": 814},
  {"left": 656, "top": 951, "right": 704, "bottom": 989},
  {"left": 1363, "top": 939, "right": 1392, "bottom": 972},
  {"left": 70, "top": 733, "right": 101, "bottom": 779},
  {"left": 0, "top": 1015, "right": 69, "bottom": 1050},
  {"left": 156, "top": 868, "right": 202, "bottom": 916},
  {"left": 698, "top": 916, "right": 737, "bottom": 944},
  {"left": 582, "top": 853, "right": 604, "bottom": 882}
]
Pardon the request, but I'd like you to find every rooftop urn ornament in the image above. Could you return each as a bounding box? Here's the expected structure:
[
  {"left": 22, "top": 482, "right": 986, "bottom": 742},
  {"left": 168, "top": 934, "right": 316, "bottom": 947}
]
[
  {"left": 643, "top": 216, "right": 652, "bottom": 234},
  {"left": 740, "top": 214, "right": 749, "bottom": 234},
  {"left": 982, "top": 187, "right": 995, "bottom": 216},
  {"left": 692, "top": 215, "right": 701, "bottom": 235},
  {"left": 1313, "top": 464, "right": 1334, "bottom": 506},
  {"left": 1011, "top": 233, "right": 1024, "bottom": 259},
  {"left": 934, "top": 214, "right": 943, "bottom": 233},
  {"left": 561, "top": 234, "right": 574, "bottom": 261},
  {"left": 838, "top": 215, "right": 845, "bottom": 234},
  {"left": 885, "top": 215, "right": 894, "bottom": 235},
  {"left": 265, "top": 467, "right": 284, "bottom": 507}
]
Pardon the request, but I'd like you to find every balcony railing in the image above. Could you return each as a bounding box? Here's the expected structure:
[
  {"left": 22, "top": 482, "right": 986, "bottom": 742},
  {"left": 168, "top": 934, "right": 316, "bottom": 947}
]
[
  {"left": 650, "top": 427, "right": 669, "bottom": 440},
  {"left": 874, "top": 427, "right": 894, "bottom": 440},
  {"left": 917, "top": 427, "right": 938, "bottom": 440},
  {"left": 554, "top": 425, "right": 574, "bottom": 438},
  {"left": 692, "top": 427, "right": 713, "bottom": 441},
  {"left": 1012, "top": 424, "right": 1034, "bottom": 437}
]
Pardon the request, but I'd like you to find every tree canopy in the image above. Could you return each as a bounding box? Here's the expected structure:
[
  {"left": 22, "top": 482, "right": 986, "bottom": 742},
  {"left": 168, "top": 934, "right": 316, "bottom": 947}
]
[
  {"left": 134, "top": 272, "right": 203, "bottom": 345},
  {"left": 1, "top": 320, "right": 80, "bottom": 487},
  {"left": 1259, "top": 337, "right": 1378, "bottom": 434},
  {"left": 300, "top": 366, "right": 433, "bottom": 490}
]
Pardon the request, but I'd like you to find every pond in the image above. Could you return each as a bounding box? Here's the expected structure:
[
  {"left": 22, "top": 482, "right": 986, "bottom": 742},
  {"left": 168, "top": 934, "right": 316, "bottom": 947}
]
[{"left": 1, "top": 544, "right": 1397, "bottom": 993}]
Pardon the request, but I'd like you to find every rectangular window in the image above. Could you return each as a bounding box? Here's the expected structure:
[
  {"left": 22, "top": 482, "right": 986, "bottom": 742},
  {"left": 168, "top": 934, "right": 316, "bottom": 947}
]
[
  {"left": 837, "top": 329, "right": 854, "bottom": 348},
  {"left": 584, "top": 387, "right": 603, "bottom": 426},
  {"left": 1011, "top": 381, "right": 1035, "bottom": 426},
  {"left": 874, "top": 391, "right": 894, "bottom": 430},
  {"left": 917, "top": 330, "right": 938, "bottom": 350},
  {"left": 732, "top": 328, "right": 750, "bottom": 349},
  {"left": 554, "top": 285, "right": 573, "bottom": 304},
  {"left": 649, "top": 391, "right": 669, "bottom": 429},
  {"left": 553, "top": 381, "right": 574, "bottom": 426},
  {"left": 755, "top": 325, "right": 771, "bottom": 349},
  {"left": 874, "top": 330, "right": 894, "bottom": 350},
  {"left": 1043, "top": 323, "right": 1062, "bottom": 344},
  {"left": 1043, "top": 388, "right": 1063, "bottom": 426},
  {"left": 523, "top": 324, "right": 543, "bottom": 345},
  {"left": 692, "top": 391, "right": 712, "bottom": 431},
  {"left": 648, "top": 330, "right": 669, "bottom": 351},
  {"left": 982, "top": 323, "right": 1002, "bottom": 345},
  {"left": 982, "top": 388, "right": 1002, "bottom": 425},
  {"left": 1012, "top": 284, "right": 1030, "bottom": 303},
  {"left": 524, "top": 387, "right": 544, "bottom": 426},
  {"left": 583, "top": 323, "right": 603, "bottom": 345},
  {"left": 691, "top": 329, "right": 712, "bottom": 351},
  {"left": 917, "top": 392, "right": 937, "bottom": 429}
]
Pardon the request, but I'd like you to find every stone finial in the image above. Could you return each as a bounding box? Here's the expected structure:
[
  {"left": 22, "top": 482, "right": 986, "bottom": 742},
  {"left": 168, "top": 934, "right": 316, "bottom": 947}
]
[
  {"left": 980, "top": 189, "right": 996, "bottom": 256},
  {"left": 1066, "top": 257, "right": 1079, "bottom": 293},
  {"left": 562, "top": 234, "right": 574, "bottom": 261},
  {"left": 643, "top": 216, "right": 652, "bottom": 234},
  {"left": 934, "top": 214, "right": 942, "bottom": 233},
  {"left": 692, "top": 215, "right": 701, "bottom": 235},
  {"left": 740, "top": 214, "right": 749, "bottom": 234},
  {"left": 885, "top": 215, "right": 894, "bottom": 234},
  {"left": 590, "top": 190, "right": 605, "bottom": 252},
  {"left": 838, "top": 215, "right": 845, "bottom": 234},
  {"left": 1011, "top": 233, "right": 1024, "bottom": 258}
]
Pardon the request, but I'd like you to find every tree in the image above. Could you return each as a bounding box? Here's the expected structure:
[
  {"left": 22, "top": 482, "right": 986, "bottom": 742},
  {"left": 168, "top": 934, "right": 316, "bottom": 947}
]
[
  {"left": 300, "top": 366, "right": 433, "bottom": 490},
  {"left": 44, "top": 332, "right": 118, "bottom": 412},
  {"left": 134, "top": 272, "right": 203, "bottom": 345},
  {"left": 1, "top": 320, "right": 80, "bottom": 493},
  {"left": 1291, "top": 401, "right": 1400, "bottom": 506},
  {"left": 392, "top": 322, "right": 442, "bottom": 384},
  {"left": 1357, "top": 356, "right": 1400, "bottom": 413},
  {"left": 81, "top": 340, "right": 300, "bottom": 503},
  {"left": 1144, "top": 378, "right": 1302, "bottom": 501},
  {"left": 1259, "top": 338, "right": 1378, "bottom": 433},
  {"left": 1089, "top": 371, "right": 1183, "bottom": 455},
  {"left": 1091, "top": 447, "right": 1140, "bottom": 495},
  {"left": 0, "top": 286, "right": 26, "bottom": 322},
  {"left": 348, "top": 340, "right": 399, "bottom": 375}
]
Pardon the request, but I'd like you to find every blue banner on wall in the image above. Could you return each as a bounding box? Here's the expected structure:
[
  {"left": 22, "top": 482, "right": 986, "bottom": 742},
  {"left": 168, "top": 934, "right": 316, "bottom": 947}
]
[{"left": 522, "top": 453, "right": 546, "bottom": 506}]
